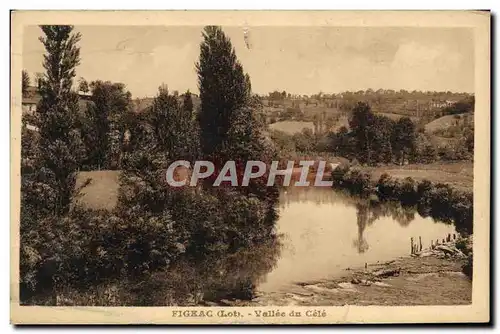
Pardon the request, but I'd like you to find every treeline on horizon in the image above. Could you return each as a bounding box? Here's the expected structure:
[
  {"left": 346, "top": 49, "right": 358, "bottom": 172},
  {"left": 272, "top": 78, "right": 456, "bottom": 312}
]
[
  {"left": 20, "top": 25, "right": 282, "bottom": 306},
  {"left": 265, "top": 88, "right": 473, "bottom": 102},
  {"left": 265, "top": 88, "right": 474, "bottom": 115}
]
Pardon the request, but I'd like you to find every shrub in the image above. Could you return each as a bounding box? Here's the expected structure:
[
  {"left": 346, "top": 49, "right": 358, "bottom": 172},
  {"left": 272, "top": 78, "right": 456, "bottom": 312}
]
[
  {"left": 450, "top": 191, "right": 473, "bottom": 234},
  {"left": 455, "top": 238, "right": 472, "bottom": 256},
  {"left": 428, "top": 183, "right": 454, "bottom": 223},
  {"left": 399, "top": 177, "right": 417, "bottom": 205},
  {"left": 20, "top": 205, "right": 185, "bottom": 304},
  {"left": 331, "top": 165, "right": 349, "bottom": 187},
  {"left": 462, "top": 253, "right": 473, "bottom": 280},
  {"left": 376, "top": 173, "right": 401, "bottom": 200},
  {"left": 417, "top": 179, "right": 434, "bottom": 198},
  {"left": 344, "top": 169, "right": 371, "bottom": 196}
]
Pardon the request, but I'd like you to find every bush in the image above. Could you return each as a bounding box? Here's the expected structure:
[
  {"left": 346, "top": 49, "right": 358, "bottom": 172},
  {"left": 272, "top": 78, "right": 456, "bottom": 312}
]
[
  {"left": 417, "top": 179, "right": 433, "bottom": 198},
  {"left": 450, "top": 190, "right": 473, "bottom": 234},
  {"left": 455, "top": 238, "right": 472, "bottom": 256},
  {"left": 427, "top": 183, "right": 454, "bottom": 223},
  {"left": 399, "top": 177, "right": 417, "bottom": 205},
  {"left": 20, "top": 205, "right": 186, "bottom": 304},
  {"left": 462, "top": 253, "right": 473, "bottom": 280},
  {"left": 331, "top": 165, "right": 349, "bottom": 187},
  {"left": 376, "top": 173, "right": 400, "bottom": 200},
  {"left": 343, "top": 169, "right": 371, "bottom": 196}
]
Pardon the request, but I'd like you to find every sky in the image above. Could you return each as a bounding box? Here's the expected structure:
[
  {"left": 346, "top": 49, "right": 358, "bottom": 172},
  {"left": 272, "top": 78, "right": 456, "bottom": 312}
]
[{"left": 22, "top": 25, "right": 474, "bottom": 98}]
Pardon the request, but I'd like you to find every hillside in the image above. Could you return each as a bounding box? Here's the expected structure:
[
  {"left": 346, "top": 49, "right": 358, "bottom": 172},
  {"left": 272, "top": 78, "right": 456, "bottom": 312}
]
[
  {"left": 374, "top": 112, "right": 419, "bottom": 123},
  {"left": 269, "top": 121, "right": 315, "bottom": 134},
  {"left": 425, "top": 113, "right": 473, "bottom": 133}
]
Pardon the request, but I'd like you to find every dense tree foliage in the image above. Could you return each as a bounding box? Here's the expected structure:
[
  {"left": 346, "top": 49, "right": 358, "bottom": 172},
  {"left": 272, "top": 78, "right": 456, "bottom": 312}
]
[
  {"left": 77, "top": 77, "right": 89, "bottom": 93},
  {"left": 81, "top": 81, "right": 132, "bottom": 170},
  {"left": 196, "top": 26, "right": 279, "bottom": 209},
  {"left": 197, "top": 26, "right": 249, "bottom": 162}
]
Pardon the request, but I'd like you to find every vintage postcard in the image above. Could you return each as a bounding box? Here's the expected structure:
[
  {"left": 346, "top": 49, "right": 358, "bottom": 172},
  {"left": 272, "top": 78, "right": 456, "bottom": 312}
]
[{"left": 10, "top": 10, "right": 490, "bottom": 324}]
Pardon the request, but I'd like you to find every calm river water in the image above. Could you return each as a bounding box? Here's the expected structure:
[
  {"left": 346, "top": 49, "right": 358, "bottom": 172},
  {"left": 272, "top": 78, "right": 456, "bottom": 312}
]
[{"left": 257, "top": 186, "right": 458, "bottom": 293}]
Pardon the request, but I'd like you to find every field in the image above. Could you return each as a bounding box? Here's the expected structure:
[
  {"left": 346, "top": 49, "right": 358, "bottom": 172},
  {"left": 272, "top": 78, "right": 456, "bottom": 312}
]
[
  {"left": 361, "top": 161, "right": 473, "bottom": 192},
  {"left": 75, "top": 170, "right": 120, "bottom": 210},
  {"left": 429, "top": 134, "right": 459, "bottom": 149},
  {"left": 374, "top": 112, "right": 419, "bottom": 123},
  {"left": 269, "top": 121, "right": 315, "bottom": 134},
  {"left": 425, "top": 113, "right": 473, "bottom": 133}
]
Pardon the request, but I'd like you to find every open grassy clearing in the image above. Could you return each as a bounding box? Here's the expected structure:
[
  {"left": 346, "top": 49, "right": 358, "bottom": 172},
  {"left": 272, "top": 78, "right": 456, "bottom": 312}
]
[{"left": 361, "top": 161, "right": 473, "bottom": 192}]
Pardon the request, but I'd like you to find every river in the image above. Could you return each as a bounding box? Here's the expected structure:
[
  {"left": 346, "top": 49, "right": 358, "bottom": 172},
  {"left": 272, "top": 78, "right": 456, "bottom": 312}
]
[{"left": 257, "top": 186, "right": 458, "bottom": 294}]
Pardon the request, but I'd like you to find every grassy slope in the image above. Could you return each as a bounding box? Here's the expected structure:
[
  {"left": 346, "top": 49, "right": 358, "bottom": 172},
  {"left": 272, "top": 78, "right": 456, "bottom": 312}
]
[
  {"left": 75, "top": 170, "right": 121, "bottom": 210},
  {"left": 361, "top": 161, "right": 473, "bottom": 192},
  {"left": 425, "top": 113, "right": 472, "bottom": 133},
  {"left": 269, "top": 121, "right": 315, "bottom": 134},
  {"left": 374, "top": 112, "right": 419, "bottom": 123}
]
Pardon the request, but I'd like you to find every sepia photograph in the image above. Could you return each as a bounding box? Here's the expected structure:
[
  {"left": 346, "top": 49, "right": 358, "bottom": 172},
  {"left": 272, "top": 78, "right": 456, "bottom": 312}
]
[{"left": 10, "top": 10, "right": 490, "bottom": 324}]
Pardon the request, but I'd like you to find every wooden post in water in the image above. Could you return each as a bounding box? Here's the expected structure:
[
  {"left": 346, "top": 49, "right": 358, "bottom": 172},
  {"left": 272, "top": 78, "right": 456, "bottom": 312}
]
[
  {"left": 431, "top": 240, "right": 434, "bottom": 249},
  {"left": 419, "top": 236, "right": 422, "bottom": 252},
  {"left": 410, "top": 237, "right": 414, "bottom": 255},
  {"left": 447, "top": 233, "right": 451, "bottom": 242}
]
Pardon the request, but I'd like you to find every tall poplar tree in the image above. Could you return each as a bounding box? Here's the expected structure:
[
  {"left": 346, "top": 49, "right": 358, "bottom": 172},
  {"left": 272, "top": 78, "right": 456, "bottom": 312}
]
[
  {"left": 196, "top": 26, "right": 249, "bottom": 162},
  {"left": 25, "top": 25, "right": 85, "bottom": 216},
  {"left": 196, "top": 25, "right": 279, "bottom": 232},
  {"left": 349, "top": 102, "right": 375, "bottom": 164}
]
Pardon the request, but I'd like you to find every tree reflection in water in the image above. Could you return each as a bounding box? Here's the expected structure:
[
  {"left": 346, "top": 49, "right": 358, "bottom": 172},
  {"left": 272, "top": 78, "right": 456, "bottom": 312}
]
[
  {"left": 352, "top": 200, "right": 417, "bottom": 254},
  {"left": 280, "top": 186, "right": 422, "bottom": 255},
  {"left": 196, "top": 235, "right": 283, "bottom": 302}
]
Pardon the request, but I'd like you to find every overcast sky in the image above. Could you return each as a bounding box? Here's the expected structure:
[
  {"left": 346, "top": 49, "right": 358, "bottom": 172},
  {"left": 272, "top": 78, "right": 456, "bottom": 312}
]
[{"left": 22, "top": 25, "right": 474, "bottom": 98}]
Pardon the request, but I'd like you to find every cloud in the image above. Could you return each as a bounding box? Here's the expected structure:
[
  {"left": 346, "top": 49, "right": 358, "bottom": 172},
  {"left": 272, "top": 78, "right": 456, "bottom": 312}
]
[
  {"left": 23, "top": 26, "right": 474, "bottom": 96},
  {"left": 388, "top": 41, "right": 467, "bottom": 92}
]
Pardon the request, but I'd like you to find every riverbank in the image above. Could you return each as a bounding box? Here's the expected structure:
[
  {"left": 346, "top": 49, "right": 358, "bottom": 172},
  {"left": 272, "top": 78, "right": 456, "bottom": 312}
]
[{"left": 205, "top": 237, "right": 472, "bottom": 306}]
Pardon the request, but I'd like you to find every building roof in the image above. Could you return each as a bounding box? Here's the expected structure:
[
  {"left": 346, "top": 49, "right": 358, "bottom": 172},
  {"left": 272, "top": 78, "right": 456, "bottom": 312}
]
[
  {"left": 22, "top": 86, "right": 42, "bottom": 105},
  {"left": 22, "top": 86, "right": 93, "bottom": 110},
  {"left": 22, "top": 96, "right": 41, "bottom": 105}
]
